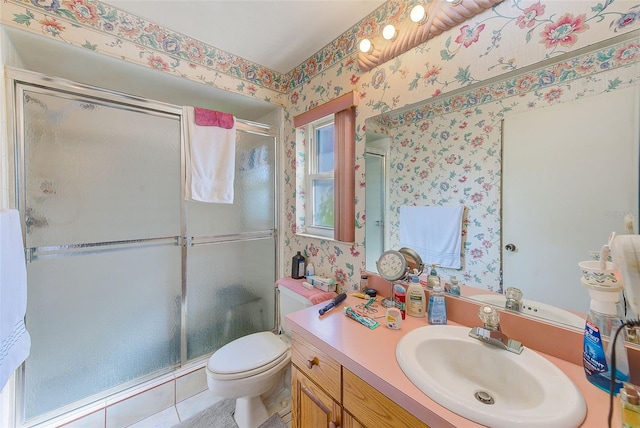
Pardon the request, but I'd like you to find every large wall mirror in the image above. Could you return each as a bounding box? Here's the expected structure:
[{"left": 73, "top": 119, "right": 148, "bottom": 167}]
[{"left": 364, "top": 38, "right": 640, "bottom": 337}]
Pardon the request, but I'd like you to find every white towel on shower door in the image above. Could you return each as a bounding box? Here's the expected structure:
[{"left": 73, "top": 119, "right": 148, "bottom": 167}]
[
  {"left": 183, "top": 106, "right": 236, "bottom": 203},
  {"left": 0, "top": 209, "right": 31, "bottom": 391},
  {"left": 399, "top": 205, "right": 464, "bottom": 269}
]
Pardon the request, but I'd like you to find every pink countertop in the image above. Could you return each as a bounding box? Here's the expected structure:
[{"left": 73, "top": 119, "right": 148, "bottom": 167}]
[{"left": 286, "top": 294, "right": 620, "bottom": 428}]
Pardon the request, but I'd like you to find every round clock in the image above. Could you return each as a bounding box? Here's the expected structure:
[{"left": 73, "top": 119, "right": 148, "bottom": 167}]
[{"left": 376, "top": 249, "right": 408, "bottom": 282}]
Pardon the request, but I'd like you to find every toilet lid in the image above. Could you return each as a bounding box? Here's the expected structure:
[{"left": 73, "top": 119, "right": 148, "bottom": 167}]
[{"left": 208, "top": 331, "right": 288, "bottom": 375}]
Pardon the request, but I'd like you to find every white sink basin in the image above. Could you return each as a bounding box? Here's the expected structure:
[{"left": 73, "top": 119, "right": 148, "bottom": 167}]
[
  {"left": 396, "top": 325, "right": 586, "bottom": 428},
  {"left": 470, "top": 294, "right": 585, "bottom": 329}
]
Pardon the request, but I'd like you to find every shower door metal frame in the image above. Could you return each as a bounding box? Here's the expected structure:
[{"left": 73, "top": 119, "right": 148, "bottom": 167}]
[{"left": 5, "top": 67, "right": 280, "bottom": 427}]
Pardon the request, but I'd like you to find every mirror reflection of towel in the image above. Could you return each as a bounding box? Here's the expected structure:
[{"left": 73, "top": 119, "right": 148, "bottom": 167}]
[
  {"left": 0, "top": 209, "right": 31, "bottom": 390},
  {"left": 399, "top": 205, "right": 464, "bottom": 269},
  {"left": 183, "top": 106, "right": 236, "bottom": 203}
]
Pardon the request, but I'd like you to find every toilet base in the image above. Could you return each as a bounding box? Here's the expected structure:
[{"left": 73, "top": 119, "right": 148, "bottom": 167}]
[{"left": 234, "top": 395, "right": 269, "bottom": 428}]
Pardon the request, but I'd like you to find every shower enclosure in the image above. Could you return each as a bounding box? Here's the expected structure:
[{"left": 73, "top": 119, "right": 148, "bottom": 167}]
[{"left": 6, "top": 69, "right": 278, "bottom": 425}]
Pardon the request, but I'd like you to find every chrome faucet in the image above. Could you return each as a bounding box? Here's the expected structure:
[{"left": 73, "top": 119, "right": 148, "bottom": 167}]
[
  {"left": 468, "top": 305, "right": 524, "bottom": 354},
  {"left": 504, "top": 286, "right": 523, "bottom": 312}
]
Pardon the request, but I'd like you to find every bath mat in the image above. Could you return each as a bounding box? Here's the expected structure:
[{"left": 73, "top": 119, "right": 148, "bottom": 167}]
[{"left": 172, "top": 398, "right": 286, "bottom": 428}]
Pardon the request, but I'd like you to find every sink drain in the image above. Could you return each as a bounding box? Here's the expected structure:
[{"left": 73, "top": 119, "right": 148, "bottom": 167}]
[{"left": 474, "top": 390, "right": 495, "bottom": 405}]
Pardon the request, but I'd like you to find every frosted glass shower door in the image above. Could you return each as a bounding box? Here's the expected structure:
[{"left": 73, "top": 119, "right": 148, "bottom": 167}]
[
  {"left": 186, "top": 129, "right": 277, "bottom": 361},
  {"left": 17, "top": 86, "right": 182, "bottom": 421}
]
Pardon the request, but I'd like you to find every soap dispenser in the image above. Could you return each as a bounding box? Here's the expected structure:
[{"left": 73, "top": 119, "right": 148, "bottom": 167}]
[
  {"left": 427, "top": 264, "right": 440, "bottom": 290},
  {"left": 427, "top": 280, "right": 447, "bottom": 325},
  {"left": 448, "top": 275, "right": 460, "bottom": 296}
]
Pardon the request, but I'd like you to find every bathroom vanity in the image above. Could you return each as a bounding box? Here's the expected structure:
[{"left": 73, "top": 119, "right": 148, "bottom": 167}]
[
  {"left": 291, "top": 330, "right": 427, "bottom": 427},
  {"left": 286, "top": 293, "right": 624, "bottom": 427}
]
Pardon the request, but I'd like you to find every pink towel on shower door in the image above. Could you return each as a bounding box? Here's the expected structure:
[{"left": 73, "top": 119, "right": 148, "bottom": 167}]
[
  {"left": 183, "top": 106, "right": 236, "bottom": 203},
  {"left": 194, "top": 107, "right": 235, "bottom": 128}
]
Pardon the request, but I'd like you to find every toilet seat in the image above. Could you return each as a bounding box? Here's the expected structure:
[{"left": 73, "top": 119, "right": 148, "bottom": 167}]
[{"left": 207, "top": 331, "right": 289, "bottom": 381}]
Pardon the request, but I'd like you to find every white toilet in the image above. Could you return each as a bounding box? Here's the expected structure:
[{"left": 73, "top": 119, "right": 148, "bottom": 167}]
[{"left": 206, "top": 284, "right": 321, "bottom": 428}]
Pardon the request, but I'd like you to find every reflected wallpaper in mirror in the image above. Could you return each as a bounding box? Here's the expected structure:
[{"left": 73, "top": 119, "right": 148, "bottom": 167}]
[{"left": 365, "top": 35, "right": 640, "bottom": 330}]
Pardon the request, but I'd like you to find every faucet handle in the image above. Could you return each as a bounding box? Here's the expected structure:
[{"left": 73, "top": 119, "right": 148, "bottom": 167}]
[
  {"left": 505, "top": 287, "right": 523, "bottom": 311},
  {"left": 478, "top": 305, "right": 500, "bottom": 330}
]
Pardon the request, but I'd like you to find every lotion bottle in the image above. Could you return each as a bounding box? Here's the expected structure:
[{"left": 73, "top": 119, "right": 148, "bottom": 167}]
[
  {"left": 407, "top": 276, "right": 426, "bottom": 318},
  {"left": 305, "top": 262, "right": 315, "bottom": 277}
]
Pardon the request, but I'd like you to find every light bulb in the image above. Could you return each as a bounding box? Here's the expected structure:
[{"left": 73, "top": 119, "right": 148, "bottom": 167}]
[
  {"left": 410, "top": 5, "right": 427, "bottom": 24},
  {"left": 382, "top": 24, "right": 397, "bottom": 41},
  {"left": 359, "top": 39, "right": 373, "bottom": 53}
]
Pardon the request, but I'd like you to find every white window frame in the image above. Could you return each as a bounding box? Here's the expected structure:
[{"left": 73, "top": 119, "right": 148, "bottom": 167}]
[{"left": 304, "top": 115, "right": 334, "bottom": 239}]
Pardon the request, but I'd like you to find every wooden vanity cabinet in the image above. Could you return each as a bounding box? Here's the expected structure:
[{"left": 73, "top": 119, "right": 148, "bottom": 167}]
[
  {"left": 343, "top": 368, "right": 428, "bottom": 428},
  {"left": 291, "top": 332, "right": 429, "bottom": 428},
  {"left": 291, "top": 366, "right": 342, "bottom": 428},
  {"left": 291, "top": 332, "right": 342, "bottom": 428}
]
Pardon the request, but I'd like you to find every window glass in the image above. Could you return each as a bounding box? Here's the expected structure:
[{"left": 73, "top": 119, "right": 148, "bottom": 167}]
[
  {"left": 312, "top": 179, "right": 334, "bottom": 227},
  {"left": 293, "top": 90, "right": 357, "bottom": 242},
  {"left": 315, "top": 123, "right": 334, "bottom": 173},
  {"left": 306, "top": 116, "right": 335, "bottom": 237}
]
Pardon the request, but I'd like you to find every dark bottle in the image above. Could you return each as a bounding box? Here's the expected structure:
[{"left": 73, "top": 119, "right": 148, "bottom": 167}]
[{"left": 292, "top": 251, "right": 306, "bottom": 279}]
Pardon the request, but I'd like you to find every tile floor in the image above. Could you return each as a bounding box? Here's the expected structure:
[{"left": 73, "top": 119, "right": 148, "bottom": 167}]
[{"left": 127, "top": 388, "right": 292, "bottom": 428}]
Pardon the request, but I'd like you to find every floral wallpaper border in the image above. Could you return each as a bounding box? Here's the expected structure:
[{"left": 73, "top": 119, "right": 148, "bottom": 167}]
[
  {"left": 9, "top": 0, "right": 638, "bottom": 99},
  {"left": 376, "top": 36, "right": 640, "bottom": 128},
  {"left": 4, "top": 0, "right": 427, "bottom": 94}
]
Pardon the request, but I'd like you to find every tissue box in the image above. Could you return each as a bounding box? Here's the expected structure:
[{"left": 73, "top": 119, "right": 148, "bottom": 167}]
[
  {"left": 309, "top": 277, "right": 337, "bottom": 292},
  {"left": 314, "top": 282, "right": 336, "bottom": 292}
]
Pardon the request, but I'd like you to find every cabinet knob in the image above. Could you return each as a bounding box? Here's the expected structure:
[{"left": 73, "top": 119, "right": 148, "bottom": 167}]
[
  {"left": 329, "top": 422, "right": 339, "bottom": 428},
  {"left": 306, "top": 357, "right": 317, "bottom": 369}
]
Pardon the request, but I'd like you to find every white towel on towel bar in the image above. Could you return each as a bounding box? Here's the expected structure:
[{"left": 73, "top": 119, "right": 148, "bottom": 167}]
[
  {"left": 183, "top": 106, "right": 236, "bottom": 203},
  {"left": 399, "top": 205, "right": 464, "bottom": 269},
  {"left": 0, "top": 209, "right": 31, "bottom": 391}
]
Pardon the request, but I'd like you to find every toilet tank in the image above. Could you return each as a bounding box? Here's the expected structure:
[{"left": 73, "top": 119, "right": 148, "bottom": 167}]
[{"left": 278, "top": 285, "right": 314, "bottom": 337}]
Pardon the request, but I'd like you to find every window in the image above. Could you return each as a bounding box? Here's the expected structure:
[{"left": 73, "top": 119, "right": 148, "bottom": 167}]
[
  {"left": 306, "top": 116, "right": 335, "bottom": 238},
  {"left": 294, "top": 91, "right": 358, "bottom": 242}
]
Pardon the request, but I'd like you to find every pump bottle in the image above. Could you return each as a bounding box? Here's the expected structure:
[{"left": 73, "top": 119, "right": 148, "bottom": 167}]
[
  {"left": 448, "top": 275, "right": 460, "bottom": 296},
  {"left": 406, "top": 276, "right": 426, "bottom": 318},
  {"left": 427, "top": 281, "right": 447, "bottom": 325},
  {"left": 582, "top": 286, "right": 629, "bottom": 394},
  {"left": 427, "top": 264, "right": 440, "bottom": 290}
]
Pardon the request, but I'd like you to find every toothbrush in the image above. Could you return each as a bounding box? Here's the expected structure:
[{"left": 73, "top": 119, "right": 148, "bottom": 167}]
[
  {"left": 625, "top": 213, "right": 635, "bottom": 234},
  {"left": 599, "top": 245, "right": 610, "bottom": 270}
]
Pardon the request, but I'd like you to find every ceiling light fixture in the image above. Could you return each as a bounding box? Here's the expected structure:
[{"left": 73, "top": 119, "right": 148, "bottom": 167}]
[
  {"left": 359, "top": 39, "right": 373, "bottom": 53},
  {"left": 410, "top": 5, "right": 427, "bottom": 24},
  {"left": 382, "top": 24, "right": 397, "bottom": 41}
]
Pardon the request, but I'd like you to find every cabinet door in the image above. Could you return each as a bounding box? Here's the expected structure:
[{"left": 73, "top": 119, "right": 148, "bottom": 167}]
[
  {"left": 343, "top": 411, "right": 366, "bottom": 428},
  {"left": 292, "top": 366, "right": 341, "bottom": 428},
  {"left": 343, "top": 368, "right": 429, "bottom": 428}
]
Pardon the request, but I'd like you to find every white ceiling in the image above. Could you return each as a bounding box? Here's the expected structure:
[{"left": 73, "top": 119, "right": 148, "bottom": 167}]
[{"left": 101, "top": 0, "right": 387, "bottom": 74}]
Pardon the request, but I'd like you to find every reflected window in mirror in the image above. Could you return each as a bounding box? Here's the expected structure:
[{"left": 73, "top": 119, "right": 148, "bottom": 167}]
[{"left": 293, "top": 91, "right": 359, "bottom": 243}]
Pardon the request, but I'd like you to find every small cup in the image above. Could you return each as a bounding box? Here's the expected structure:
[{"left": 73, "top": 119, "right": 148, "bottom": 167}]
[{"left": 578, "top": 260, "right": 621, "bottom": 287}]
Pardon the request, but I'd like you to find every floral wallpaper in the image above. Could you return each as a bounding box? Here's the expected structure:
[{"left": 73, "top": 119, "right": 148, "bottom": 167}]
[
  {"left": 1, "top": 0, "right": 639, "bottom": 293},
  {"left": 283, "top": 0, "right": 640, "bottom": 292},
  {"left": 380, "top": 43, "right": 640, "bottom": 291}
]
